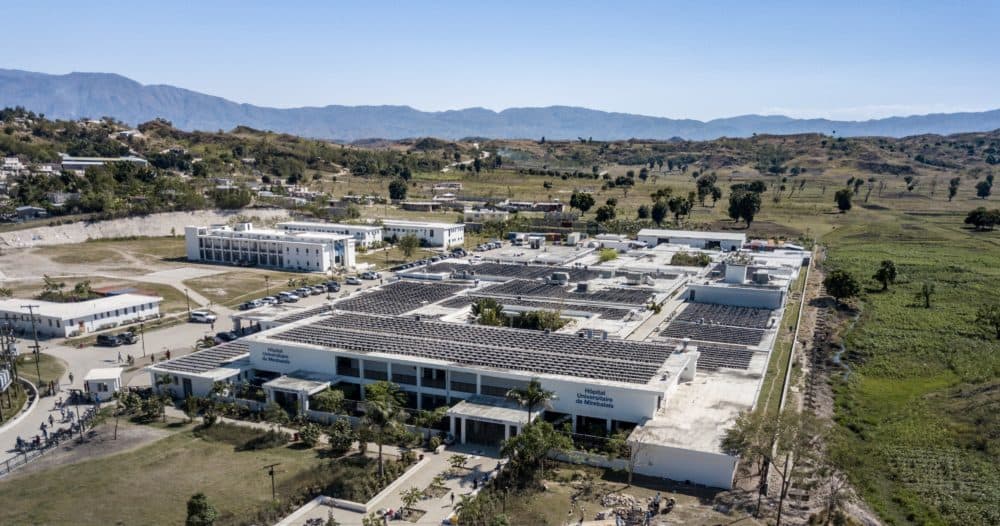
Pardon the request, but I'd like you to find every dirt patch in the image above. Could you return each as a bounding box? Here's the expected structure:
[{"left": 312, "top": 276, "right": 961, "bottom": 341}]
[
  {"left": 704, "top": 220, "right": 804, "bottom": 239},
  {"left": 8, "top": 420, "right": 172, "bottom": 478}
]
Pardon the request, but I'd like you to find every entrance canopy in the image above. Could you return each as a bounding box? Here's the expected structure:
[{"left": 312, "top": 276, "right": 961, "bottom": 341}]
[
  {"left": 448, "top": 395, "right": 535, "bottom": 427},
  {"left": 262, "top": 370, "right": 332, "bottom": 396}
]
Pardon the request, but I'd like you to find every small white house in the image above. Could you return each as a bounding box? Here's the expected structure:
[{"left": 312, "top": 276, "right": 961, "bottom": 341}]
[{"left": 84, "top": 367, "right": 124, "bottom": 401}]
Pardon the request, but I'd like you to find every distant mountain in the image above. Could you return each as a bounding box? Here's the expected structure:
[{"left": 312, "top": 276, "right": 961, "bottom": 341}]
[{"left": 2, "top": 69, "right": 999, "bottom": 141}]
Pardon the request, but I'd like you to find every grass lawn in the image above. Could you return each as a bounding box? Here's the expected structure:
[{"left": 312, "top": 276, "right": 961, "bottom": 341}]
[
  {"left": 33, "top": 236, "right": 186, "bottom": 267},
  {"left": 183, "top": 269, "right": 310, "bottom": 307},
  {"left": 0, "top": 386, "right": 28, "bottom": 425},
  {"left": 16, "top": 353, "right": 67, "bottom": 389},
  {"left": 0, "top": 425, "right": 324, "bottom": 525},
  {"left": 757, "top": 270, "right": 807, "bottom": 417}
]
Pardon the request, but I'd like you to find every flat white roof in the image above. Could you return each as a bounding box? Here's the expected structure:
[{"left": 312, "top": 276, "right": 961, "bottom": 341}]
[
  {"left": 277, "top": 221, "right": 382, "bottom": 232},
  {"left": 0, "top": 293, "right": 163, "bottom": 320},
  {"left": 637, "top": 229, "right": 747, "bottom": 242},
  {"left": 84, "top": 367, "right": 124, "bottom": 381},
  {"left": 381, "top": 219, "right": 464, "bottom": 229},
  {"left": 198, "top": 226, "right": 352, "bottom": 242}
]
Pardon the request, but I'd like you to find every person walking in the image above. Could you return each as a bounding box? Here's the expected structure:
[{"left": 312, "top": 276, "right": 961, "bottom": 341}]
[
  {"left": 117, "top": 352, "right": 123, "bottom": 363},
  {"left": 48, "top": 414, "right": 54, "bottom": 426},
  {"left": 450, "top": 492, "right": 455, "bottom": 507},
  {"left": 68, "top": 372, "right": 74, "bottom": 385}
]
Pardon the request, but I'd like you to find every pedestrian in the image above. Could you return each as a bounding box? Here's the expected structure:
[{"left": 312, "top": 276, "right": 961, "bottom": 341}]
[
  {"left": 165, "top": 349, "right": 171, "bottom": 360},
  {"left": 117, "top": 352, "right": 123, "bottom": 363},
  {"left": 48, "top": 414, "right": 54, "bottom": 426},
  {"left": 450, "top": 492, "right": 455, "bottom": 507},
  {"left": 473, "top": 478, "right": 478, "bottom": 490},
  {"left": 68, "top": 372, "right": 74, "bottom": 384},
  {"left": 211, "top": 321, "right": 215, "bottom": 331}
]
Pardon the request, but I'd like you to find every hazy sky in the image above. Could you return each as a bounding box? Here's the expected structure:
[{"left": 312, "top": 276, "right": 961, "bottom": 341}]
[{"left": 4, "top": 1, "right": 998, "bottom": 121}]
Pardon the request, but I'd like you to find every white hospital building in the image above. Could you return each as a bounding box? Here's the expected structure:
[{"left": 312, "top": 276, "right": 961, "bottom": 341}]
[
  {"left": 185, "top": 222, "right": 356, "bottom": 272},
  {"left": 276, "top": 221, "right": 383, "bottom": 249},
  {"left": 152, "top": 229, "right": 806, "bottom": 490},
  {"left": 381, "top": 219, "right": 464, "bottom": 248}
]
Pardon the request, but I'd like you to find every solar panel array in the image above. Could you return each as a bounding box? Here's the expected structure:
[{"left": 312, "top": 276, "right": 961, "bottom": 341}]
[
  {"left": 663, "top": 339, "right": 755, "bottom": 371},
  {"left": 155, "top": 341, "right": 249, "bottom": 374},
  {"left": 480, "top": 279, "right": 653, "bottom": 306},
  {"left": 332, "top": 281, "right": 471, "bottom": 315},
  {"left": 270, "top": 312, "right": 675, "bottom": 384},
  {"left": 274, "top": 304, "right": 333, "bottom": 324},
  {"left": 661, "top": 320, "right": 765, "bottom": 346},
  {"left": 675, "top": 303, "right": 773, "bottom": 329},
  {"left": 439, "top": 295, "right": 632, "bottom": 320},
  {"left": 417, "top": 262, "right": 598, "bottom": 282}
]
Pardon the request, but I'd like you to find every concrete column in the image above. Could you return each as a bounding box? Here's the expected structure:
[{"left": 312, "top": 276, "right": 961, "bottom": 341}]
[
  {"left": 449, "top": 415, "right": 456, "bottom": 437},
  {"left": 386, "top": 362, "right": 393, "bottom": 383},
  {"left": 606, "top": 418, "right": 613, "bottom": 434},
  {"left": 300, "top": 392, "right": 309, "bottom": 414},
  {"left": 461, "top": 417, "right": 467, "bottom": 445},
  {"left": 416, "top": 391, "right": 423, "bottom": 411},
  {"left": 504, "top": 424, "right": 510, "bottom": 441},
  {"left": 571, "top": 414, "right": 577, "bottom": 433},
  {"left": 475, "top": 374, "right": 481, "bottom": 395}
]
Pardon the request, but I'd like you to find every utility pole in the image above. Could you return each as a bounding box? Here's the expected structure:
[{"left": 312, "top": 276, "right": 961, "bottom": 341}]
[
  {"left": 139, "top": 322, "right": 146, "bottom": 357},
  {"left": 264, "top": 275, "right": 270, "bottom": 297},
  {"left": 21, "top": 305, "right": 41, "bottom": 389},
  {"left": 264, "top": 463, "right": 280, "bottom": 500},
  {"left": 184, "top": 288, "right": 191, "bottom": 315}
]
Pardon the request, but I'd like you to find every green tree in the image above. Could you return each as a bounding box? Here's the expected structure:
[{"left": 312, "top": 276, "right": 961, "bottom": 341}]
[
  {"left": 388, "top": 178, "right": 408, "bottom": 200},
  {"left": 948, "top": 176, "right": 961, "bottom": 201},
  {"left": 471, "top": 297, "right": 505, "bottom": 326},
  {"left": 505, "top": 378, "right": 555, "bottom": 421},
  {"left": 185, "top": 493, "right": 218, "bottom": 526},
  {"left": 311, "top": 388, "right": 345, "bottom": 413},
  {"left": 401, "top": 487, "right": 424, "bottom": 518},
  {"left": 299, "top": 422, "right": 322, "bottom": 447},
  {"left": 398, "top": 233, "right": 420, "bottom": 258},
  {"left": 975, "top": 304, "right": 1000, "bottom": 339},
  {"left": 651, "top": 200, "right": 669, "bottom": 226},
  {"left": 636, "top": 204, "right": 650, "bottom": 219},
  {"left": 594, "top": 204, "right": 616, "bottom": 222},
  {"left": 964, "top": 207, "right": 1000, "bottom": 231},
  {"left": 872, "top": 260, "right": 897, "bottom": 291},
  {"left": 834, "top": 188, "right": 852, "bottom": 212},
  {"left": 727, "top": 189, "right": 762, "bottom": 228},
  {"left": 327, "top": 418, "right": 355, "bottom": 454},
  {"left": 0, "top": 286, "right": 11, "bottom": 298},
  {"left": 975, "top": 179, "right": 992, "bottom": 199},
  {"left": 569, "top": 191, "right": 595, "bottom": 214},
  {"left": 361, "top": 381, "right": 408, "bottom": 479},
  {"left": 916, "top": 280, "right": 935, "bottom": 308},
  {"left": 823, "top": 269, "right": 860, "bottom": 306},
  {"left": 411, "top": 406, "right": 448, "bottom": 445},
  {"left": 500, "top": 420, "right": 572, "bottom": 486}
]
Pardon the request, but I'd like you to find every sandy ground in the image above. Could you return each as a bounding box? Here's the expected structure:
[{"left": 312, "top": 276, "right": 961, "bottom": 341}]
[{"left": 0, "top": 209, "right": 289, "bottom": 249}]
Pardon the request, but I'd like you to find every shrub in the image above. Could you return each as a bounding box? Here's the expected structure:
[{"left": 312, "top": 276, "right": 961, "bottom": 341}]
[
  {"left": 242, "top": 429, "right": 290, "bottom": 450},
  {"left": 598, "top": 248, "right": 618, "bottom": 262},
  {"left": 299, "top": 423, "right": 322, "bottom": 447},
  {"left": 328, "top": 419, "right": 356, "bottom": 454}
]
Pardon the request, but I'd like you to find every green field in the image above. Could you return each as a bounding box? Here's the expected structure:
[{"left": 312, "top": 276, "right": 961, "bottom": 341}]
[{"left": 823, "top": 214, "right": 1000, "bottom": 525}]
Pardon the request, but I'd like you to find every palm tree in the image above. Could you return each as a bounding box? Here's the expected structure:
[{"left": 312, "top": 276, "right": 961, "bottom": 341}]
[
  {"left": 360, "top": 381, "right": 408, "bottom": 479},
  {"left": 412, "top": 406, "right": 448, "bottom": 446},
  {"left": 505, "top": 378, "right": 555, "bottom": 422},
  {"left": 400, "top": 487, "right": 423, "bottom": 518}
]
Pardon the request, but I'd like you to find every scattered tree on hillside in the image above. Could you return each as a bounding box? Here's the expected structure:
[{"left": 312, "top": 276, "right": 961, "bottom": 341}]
[
  {"left": 872, "top": 260, "right": 898, "bottom": 291},
  {"left": 834, "top": 188, "right": 852, "bottom": 213},
  {"left": 594, "top": 204, "right": 616, "bottom": 222},
  {"left": 636, "top": 204, "right": 650, "bottom": 219},
  {"left": 651, "top": 200, "right": 669, "bottom": 226},
  {"left": 916, "top": 280, "right": 936, "bottom": 309},
  {"left": 727, "top": 189, "right": 762, "bottom": 228},
  {"left": 695, "top": 173, "right": 721, "bottom": 206},
  {"left": 388, "top": 178, "right": 408, "bottom": 200},
  {"left": 948, "top": 177, "right": 961, "bottom": 201},
  {"left": 976, "top": 179, "right": 993, "bottom": 199},
  {"left": 963, "top": 207, "right": 1000, "bottom": 231},
  {"left": 824, "top": 269, "right": 860, "bottom": 306},
  {"left": 975, "top": 304, "right": 1000, "bottom": 339},
  {"left": 569, "top": 191, "right": 595, "bottom": 214}
]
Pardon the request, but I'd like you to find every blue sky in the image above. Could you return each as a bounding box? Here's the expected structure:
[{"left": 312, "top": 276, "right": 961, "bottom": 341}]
[{"left": 4, "top": 1, "right": 998, "bottom": 120}]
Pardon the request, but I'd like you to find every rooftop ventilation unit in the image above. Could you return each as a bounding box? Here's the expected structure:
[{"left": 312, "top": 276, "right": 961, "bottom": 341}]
[
  {"left": 550, "top": 272, "right": 570, "bottom": 285},
  {"left": 576, "top": 282, "right": 590, "bottom": 293}
]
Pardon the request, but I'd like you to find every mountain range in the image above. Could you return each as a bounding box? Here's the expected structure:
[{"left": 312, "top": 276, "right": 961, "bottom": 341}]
[{"left": 2, "top": 69, "right": 999, "bottom": 141}]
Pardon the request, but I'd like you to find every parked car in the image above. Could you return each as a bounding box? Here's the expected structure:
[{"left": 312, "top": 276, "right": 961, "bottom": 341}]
[
  {"left": 240, "top": 299, "right": 263, "bottom": 310},
  {"left": 278, "top": 291, "right": 300, "bottom": 303},
  {"left": 96, "top": 334, "right": 123, "bottom": 347},
  {"left": 295, "top": 287, "right": 313, "bottom": 297},
  {"left": 118, "top": 331, "right": 139, "bottom": 345},
  {"left": 214, "top": 331, "right": 238, "bottom": 343},
  {"left": 189, "top": 310, "right": 217, "bottom": 323},
  {"left": 360, "top": 271, "right": 381, "bottom": 280},
  {"left": 260, "top": 296, "right": 278, "bottom": 305},
  {"left": 325, "top": 281, "right": 341, "bottom": 292},
  {"left": 311, "top": 285, "right": 326, "bottom": 294},
  {"left": 345, "top": 276, "right": 361, "bottom": 285}
]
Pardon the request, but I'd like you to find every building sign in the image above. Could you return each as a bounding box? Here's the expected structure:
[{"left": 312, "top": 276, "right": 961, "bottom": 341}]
[
  {"left": 576, "top": 388, "right": 614, "bottom": 409},
  {"left": 262, "top": 347, "right": 290, "bottom": 364}
]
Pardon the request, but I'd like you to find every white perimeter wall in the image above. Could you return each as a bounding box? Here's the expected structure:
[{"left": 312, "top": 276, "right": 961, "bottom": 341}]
[
  {"left": 633, "top": 442, "right": 738, "bottom": 489},
  {"left": 686, "top": 284, "right": 784, "bottom": 309}
]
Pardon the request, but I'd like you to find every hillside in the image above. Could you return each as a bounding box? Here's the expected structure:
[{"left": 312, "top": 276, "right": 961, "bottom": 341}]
[{"left": 2, "top": 69, "right": 1000, "bottom": 141}]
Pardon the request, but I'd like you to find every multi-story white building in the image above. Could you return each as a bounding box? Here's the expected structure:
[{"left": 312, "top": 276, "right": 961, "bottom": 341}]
[
  {"left": 276, "top": 221, "right": 383, "bottom": 249},
  {"left": 381, "top": 219, "right": 464, "bottom": 248},
  {"left": 0, "top": 294, "right": 162, "bottom": 338},
  {"left": 185, "top": 223, "right": 356, "bottom": 272},
  {"left": 463, "top": 208, "right": 510, "bottom": 223}
]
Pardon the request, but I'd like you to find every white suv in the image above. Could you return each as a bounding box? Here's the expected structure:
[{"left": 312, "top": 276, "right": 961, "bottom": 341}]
[{"left": 189, "top": 310, "right": 217, "bottom": 323}]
